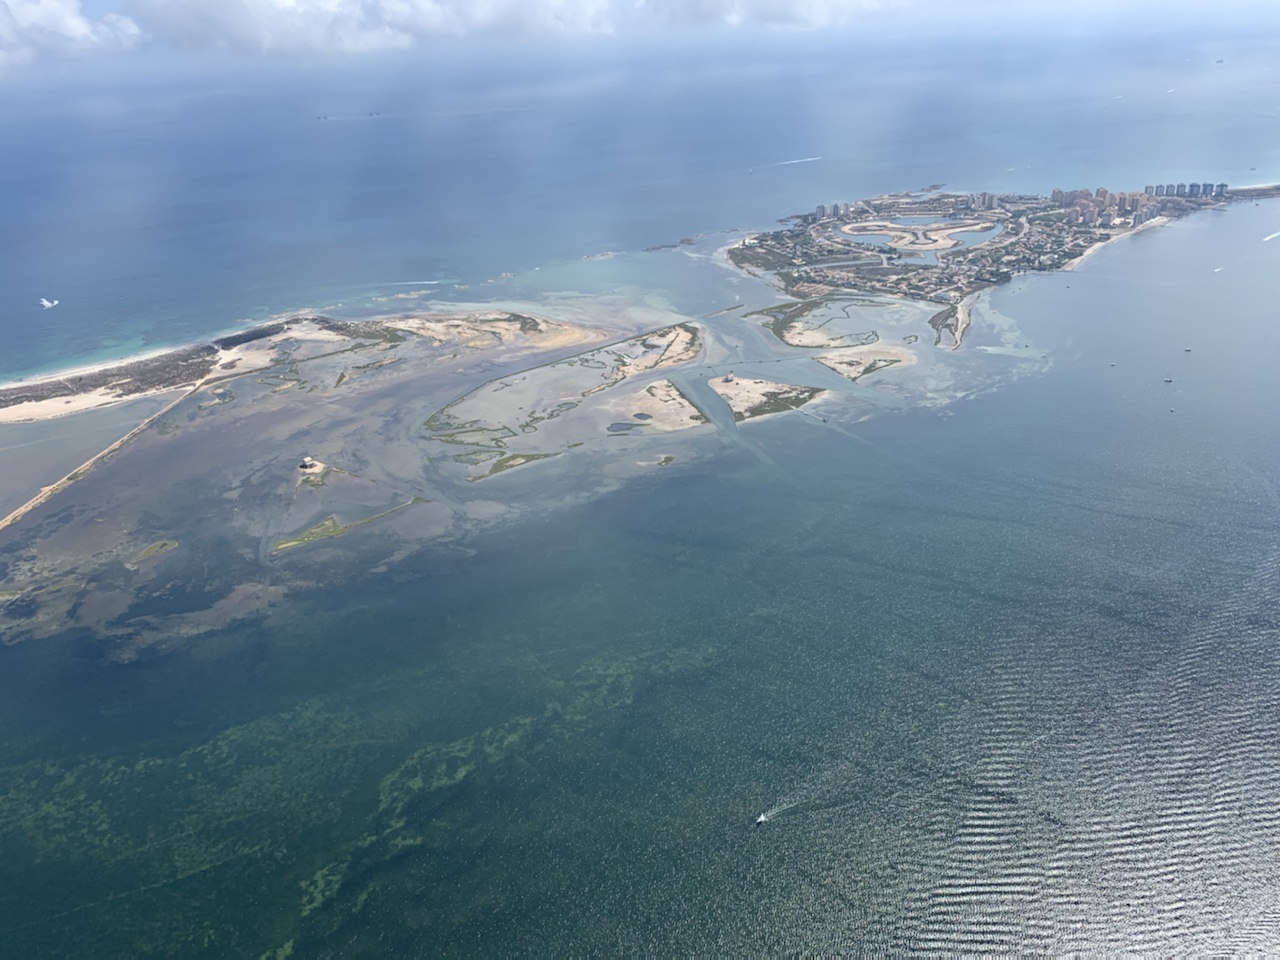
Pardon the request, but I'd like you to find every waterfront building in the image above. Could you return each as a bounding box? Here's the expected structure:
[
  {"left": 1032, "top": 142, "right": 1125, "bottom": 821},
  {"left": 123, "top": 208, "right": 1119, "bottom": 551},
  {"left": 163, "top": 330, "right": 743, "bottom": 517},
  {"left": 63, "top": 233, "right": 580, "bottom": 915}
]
[
  {"left": 1188, "top": 183, "right": 1201, "bottom": 197},
  {"left": 1216, "top": 183, "right": 1228, "bottom": 196},
  {"left": 815, "top": 204, "right": 828, "bottom": 219},
  {"left": 1165, "top": 183, "right": 1176, "bottom": 195},
  {"left": 1154, "top": 185, "right": 1166, "bottom": 196},
  {"left": 1175, "top": 183, "right": 1187, "bottom": 196},
  {"left": 1144, "top": 185, "right": 1155, "bottom": 195}
]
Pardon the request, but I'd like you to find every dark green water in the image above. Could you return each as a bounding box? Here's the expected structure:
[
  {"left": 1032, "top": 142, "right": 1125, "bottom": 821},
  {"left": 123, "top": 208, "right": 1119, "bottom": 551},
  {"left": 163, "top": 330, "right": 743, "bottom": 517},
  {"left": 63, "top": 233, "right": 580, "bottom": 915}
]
[{"left": 3, "top": 202, "right": 1280, "bottom": 953}]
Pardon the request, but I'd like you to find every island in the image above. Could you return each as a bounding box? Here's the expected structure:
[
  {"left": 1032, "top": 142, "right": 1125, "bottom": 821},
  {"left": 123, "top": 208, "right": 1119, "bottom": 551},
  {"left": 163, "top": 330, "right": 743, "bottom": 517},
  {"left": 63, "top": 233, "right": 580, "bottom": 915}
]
[
  {"left": 729, "top": 180, "right": 1241, "bottom": 345},
  {"left": 0, "top": 177, "right": 1268, "bottom": 657}
]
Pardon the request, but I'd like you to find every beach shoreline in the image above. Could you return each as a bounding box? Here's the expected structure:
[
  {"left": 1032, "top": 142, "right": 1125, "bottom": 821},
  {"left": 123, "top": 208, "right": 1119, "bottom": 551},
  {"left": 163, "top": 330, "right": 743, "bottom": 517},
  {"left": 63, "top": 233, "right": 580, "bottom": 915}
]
[
  {"left": 1062, "top": 216, "right": 1169, "bottom": 272},
  {"left": 0, "top": 318, "right": 318, "bottom": 424}
]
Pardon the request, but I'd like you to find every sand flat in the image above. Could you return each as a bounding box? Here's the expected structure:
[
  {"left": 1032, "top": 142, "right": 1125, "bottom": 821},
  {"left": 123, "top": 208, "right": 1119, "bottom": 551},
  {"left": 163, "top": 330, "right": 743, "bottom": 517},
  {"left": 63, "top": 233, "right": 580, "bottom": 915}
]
[
  {"left": 816, "top": 344, "right": 917, "bottom": 380},
  {"left": 707, "top": 376, "right": 825, "bottom": 421},
  {"left": 607, "top": 379, "right": 707, "bottom": 431}
]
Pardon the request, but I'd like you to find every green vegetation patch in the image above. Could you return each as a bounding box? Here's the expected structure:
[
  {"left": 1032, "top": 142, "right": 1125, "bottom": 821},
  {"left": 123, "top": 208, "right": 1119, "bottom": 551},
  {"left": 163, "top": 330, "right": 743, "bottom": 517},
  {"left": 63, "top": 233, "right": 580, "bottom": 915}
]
[
  {"left": 496, "top": 313, "right": 544, "bottom": 334},
  {"left": 274, "top": 498, "right": 429, "bottom": 552},
  {"left": 131, "top": 540, "right": 179, "bottom": 564},
  {"left": 739, "top": 386, "right": 823, "bottom": 421},
  {"left": 855, "top": 358, "right": 900, "bottom": 379},
  {"left": 466, "top": 452, "right": 558, "bottom": 482},
  {"left": 299, "top": 466, "right": 332, "bottom": 488},
  {"left": 0, "top": 608, "right": 720, "bottom": 957},
  {"left": 155, "top": 419, "right": 181, "bottom": 436},
  {"left": 747, "top": 299, "right": 827, "bottom": 342},
  {"left": 428, "top": 425, "right": 517, "bottom": 448},
  {"left": 518, "top": 401, "right": 580, "bottom": 432}
]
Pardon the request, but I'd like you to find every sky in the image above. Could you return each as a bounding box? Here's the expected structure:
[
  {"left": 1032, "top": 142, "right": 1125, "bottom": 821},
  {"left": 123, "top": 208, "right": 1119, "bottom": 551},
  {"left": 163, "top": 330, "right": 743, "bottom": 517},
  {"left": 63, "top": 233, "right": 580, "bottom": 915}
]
[{"left": 3, "top": 0, "right": 1278, "bottom": 72}]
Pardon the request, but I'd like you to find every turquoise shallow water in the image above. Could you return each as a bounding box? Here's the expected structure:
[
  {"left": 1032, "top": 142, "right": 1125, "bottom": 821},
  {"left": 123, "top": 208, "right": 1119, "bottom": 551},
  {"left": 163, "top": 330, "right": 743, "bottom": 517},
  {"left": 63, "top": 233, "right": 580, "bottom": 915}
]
[
  {"left": 2, "top": 28, "right": 1279, "bottom": 381},
  {"left": 1, "top": 200, "right": 1280, "bottom": 952},
  {"left": 3, "top": 19, "right": 1280, "bottom": 952}
]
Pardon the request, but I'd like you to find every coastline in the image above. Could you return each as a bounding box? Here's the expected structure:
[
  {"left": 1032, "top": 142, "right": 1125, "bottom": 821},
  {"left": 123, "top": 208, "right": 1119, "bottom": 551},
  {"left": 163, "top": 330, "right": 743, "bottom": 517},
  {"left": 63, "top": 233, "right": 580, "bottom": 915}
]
[
  {"left": 0, "top": 319, "right": 309, "bottom": 424},
  {"left": 1062, "top": 216, "right": 1169, "bottom": 272},
  {"left": 1, "top": 189, "right": 1251, "bottom": 428},
  {"left": 952, "top": 293, "right": 976, "bottom": 348},
  {"left": 0, "top": 344, "right": 191, "bottom": 392}
]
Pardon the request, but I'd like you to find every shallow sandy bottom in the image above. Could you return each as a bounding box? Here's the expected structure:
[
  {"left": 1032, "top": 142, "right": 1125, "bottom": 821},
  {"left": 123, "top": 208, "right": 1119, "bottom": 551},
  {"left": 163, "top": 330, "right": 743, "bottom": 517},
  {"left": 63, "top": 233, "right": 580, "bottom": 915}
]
[
  {"left": 816, "top": 344, "right": 918, "bottom": 381},
  {"left": 606, "top": 379, "right": 707, "bottom": 431},
  {"left": 707, "top": 376, "right": 824, "bottom": 420}
]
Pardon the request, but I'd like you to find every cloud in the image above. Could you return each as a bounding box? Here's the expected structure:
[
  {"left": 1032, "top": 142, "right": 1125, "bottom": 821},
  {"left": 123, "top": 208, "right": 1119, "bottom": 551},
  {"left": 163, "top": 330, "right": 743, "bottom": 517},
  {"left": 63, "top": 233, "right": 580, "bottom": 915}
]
[
  {"left": 125, "top": 0, "right": 606, "bottom": 51},
  {"left": 121, "top": 0, "right": 900, "bottom": 52},
  {"left": 2, "top": 0, "right": 1274, "bottom": 64},
  {"left": 0, "top": 0, "right": 141, "bottom": 68}
]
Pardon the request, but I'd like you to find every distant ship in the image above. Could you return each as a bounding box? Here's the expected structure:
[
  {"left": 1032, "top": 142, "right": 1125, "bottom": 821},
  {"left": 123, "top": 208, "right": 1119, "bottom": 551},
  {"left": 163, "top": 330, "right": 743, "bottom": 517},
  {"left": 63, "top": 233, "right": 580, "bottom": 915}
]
[{"left": 39, "top": 298, "right": 58, "bottom": 309}]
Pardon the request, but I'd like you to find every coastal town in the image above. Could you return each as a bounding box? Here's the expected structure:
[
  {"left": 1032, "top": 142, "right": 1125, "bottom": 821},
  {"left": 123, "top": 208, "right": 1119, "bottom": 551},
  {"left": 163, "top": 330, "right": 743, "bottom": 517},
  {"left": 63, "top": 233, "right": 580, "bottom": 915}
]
[{"left": 728, "top": 180, "right": 1256, "bottom": 311}]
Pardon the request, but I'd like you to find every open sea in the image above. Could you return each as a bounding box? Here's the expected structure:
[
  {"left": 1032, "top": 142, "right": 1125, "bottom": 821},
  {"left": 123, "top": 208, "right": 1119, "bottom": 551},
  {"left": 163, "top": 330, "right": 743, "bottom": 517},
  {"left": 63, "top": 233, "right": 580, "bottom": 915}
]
[{"left": 3, "top": 20, "right": 1280, "bottom": 955}]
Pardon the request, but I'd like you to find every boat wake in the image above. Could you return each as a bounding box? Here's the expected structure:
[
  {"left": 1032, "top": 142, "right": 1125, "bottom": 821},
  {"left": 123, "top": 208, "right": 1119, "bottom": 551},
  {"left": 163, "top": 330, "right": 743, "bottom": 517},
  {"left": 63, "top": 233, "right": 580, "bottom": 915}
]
[
  {"left": 754, "top": 800, "right": 799, "bottom": 826},
  {"left": 756, "top": 156, "right": 823, "bottom": 170}
]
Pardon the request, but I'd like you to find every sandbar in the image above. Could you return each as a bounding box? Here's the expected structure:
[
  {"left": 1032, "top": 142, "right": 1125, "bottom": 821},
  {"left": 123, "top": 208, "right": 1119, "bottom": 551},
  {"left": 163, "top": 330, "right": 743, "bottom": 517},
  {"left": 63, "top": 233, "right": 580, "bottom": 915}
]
[
  {"left": 607, "top": 379, "right": 707, "bottom": 431},
  {"left": 816, "top": 345, "right": 917, "bottom": 380},
  {"left": 707, "top": 376, "right": 825, "bottom": 421}
]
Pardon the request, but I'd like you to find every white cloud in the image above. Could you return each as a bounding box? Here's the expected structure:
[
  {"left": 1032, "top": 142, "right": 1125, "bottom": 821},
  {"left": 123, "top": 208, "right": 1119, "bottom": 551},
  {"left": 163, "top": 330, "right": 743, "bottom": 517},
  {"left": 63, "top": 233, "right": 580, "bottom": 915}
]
[
  {"left": 122, "top": 0, "right": 902, "bottom": 52},
  {"left": 0, "top": 0, "right": 141, "bottom": 68},
  {"left": 125, "top": 0, "right": 611, "bottom": 51},
  {"left": 1, "top": 0, "right": 1275, "bottom": 64}
]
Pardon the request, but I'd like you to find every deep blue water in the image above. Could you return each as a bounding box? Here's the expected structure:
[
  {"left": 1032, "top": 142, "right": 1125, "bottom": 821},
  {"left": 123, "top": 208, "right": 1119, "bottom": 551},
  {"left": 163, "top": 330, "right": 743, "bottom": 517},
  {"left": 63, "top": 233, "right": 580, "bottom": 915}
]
[
  {"left": 3, "top": 200, "right": 1280, "bottom": 953},
  {"left": 3, "top": 21, "right": 1280, "bottom": 955}
]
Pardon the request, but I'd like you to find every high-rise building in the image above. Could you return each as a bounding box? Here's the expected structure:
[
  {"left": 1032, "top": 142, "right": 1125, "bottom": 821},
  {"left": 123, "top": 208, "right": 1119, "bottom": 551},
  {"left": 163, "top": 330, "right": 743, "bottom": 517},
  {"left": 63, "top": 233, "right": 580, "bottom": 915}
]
[
  {"left": 839, "top": 203, "right": 851, "bottom": 218},
  {"left": 1165, "top": 184, "right": 1177, "bottom": 196},
  {"left": 1052, "top": 189, "right": 1065, "bottom": 204},
  {"left": 1095, "top": 187, "right": 1108, "bottom": 200},
  {"left": 1188, "top": 183, "right": 1202, "bottom": 197},
  {"left": 1216, "top": 183, "right": 1229, "bottom": 196},
  {"left": 1201, "top": 183, "right": 1213, "bottom": 196},
  {"left": 815, "top": 205, "right": 828, "bottom": 219},
  {"left": 1144, "top": 185, "right": 1155, "bottom": 195},
  {"left": 1175, "top": 183, "right": 1187, "bottom": 196},
  {"left": 1154, "top": 185, "right": 1166, "bottom": 196}
]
